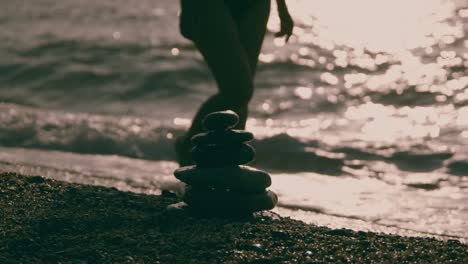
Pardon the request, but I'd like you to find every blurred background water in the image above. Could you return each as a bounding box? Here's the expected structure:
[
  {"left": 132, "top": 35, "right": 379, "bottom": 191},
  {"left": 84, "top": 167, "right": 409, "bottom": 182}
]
[{"left": 0, "top": 0, "right": 467, "bottom": 241}]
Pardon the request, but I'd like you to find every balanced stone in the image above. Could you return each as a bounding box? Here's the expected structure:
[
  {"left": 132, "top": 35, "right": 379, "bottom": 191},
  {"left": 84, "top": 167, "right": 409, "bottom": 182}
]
[
  {"left": 191, "top": 130, "right": 254, "bottom": 146},
  {"left": 171, "top": 110, "right": 278, "bottom": 215},
  {"left": 191, "top": 143, "right": 255, "bottom": 167},
  {"left": 184, "top": 188, "right": 278, "bottom": 213},
  {"left": 203, "top": 110, "right": 239, "bottom": 131},
  {"left": 174, "top": 165, "right": 271, "bottom": 192}
]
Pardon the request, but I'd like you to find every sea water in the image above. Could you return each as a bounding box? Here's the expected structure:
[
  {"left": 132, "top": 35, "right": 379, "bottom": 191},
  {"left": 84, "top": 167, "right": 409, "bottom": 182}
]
[{"left": 0, "top": 0, "right": 467, "bottom": 241}]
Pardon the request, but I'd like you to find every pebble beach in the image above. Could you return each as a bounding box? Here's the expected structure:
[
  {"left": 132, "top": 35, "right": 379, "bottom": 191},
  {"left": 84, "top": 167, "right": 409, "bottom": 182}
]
[{"left": 1, "top": 172, "right": 467, "bottom": 263}]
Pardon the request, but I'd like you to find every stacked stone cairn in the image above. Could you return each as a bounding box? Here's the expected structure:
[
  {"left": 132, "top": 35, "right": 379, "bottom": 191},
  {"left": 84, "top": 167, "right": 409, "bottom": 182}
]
[{"left": 174, "top": 110, "right": 278, "bottom": 215}]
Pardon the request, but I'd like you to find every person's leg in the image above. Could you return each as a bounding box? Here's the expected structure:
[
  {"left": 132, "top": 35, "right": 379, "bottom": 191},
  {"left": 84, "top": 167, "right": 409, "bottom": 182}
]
[
  {"left": 176, "top": 0, "right": 255, "bottom": 165},
  {"left": 226, "top": 0, "right": 271, "bottom": 132},
  {"left": 235, "top": 0, "right": 271, "bottom": 77},
  {"left": 187, "top": 0, "right": 271, "bottom": 134},
  {"left": 188, "top": 0, "right": 255, "bottom": 133}
]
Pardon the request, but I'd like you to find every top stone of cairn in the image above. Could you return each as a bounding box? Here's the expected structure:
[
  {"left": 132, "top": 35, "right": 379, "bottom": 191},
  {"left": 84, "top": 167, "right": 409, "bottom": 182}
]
[{"left": 203, "top": 110, "right": 239, "bottom": 131}]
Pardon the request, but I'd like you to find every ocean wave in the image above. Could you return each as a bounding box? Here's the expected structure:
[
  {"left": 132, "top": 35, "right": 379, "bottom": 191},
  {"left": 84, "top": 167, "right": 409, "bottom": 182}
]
[
  {"left": 1, "top": 103, "right": 466, "bottom": 178},
  {"left": 0, "top": 103, "right": 179, "bottom": 160}
]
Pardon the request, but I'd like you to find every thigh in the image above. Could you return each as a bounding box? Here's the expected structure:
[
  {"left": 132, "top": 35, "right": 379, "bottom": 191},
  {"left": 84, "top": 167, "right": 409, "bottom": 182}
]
[
  {"left": 234, "top": 0, "right": 271, "bottom": 75},
  {"left": 190, "top": 0, "right": 253, "bottom": 95}
]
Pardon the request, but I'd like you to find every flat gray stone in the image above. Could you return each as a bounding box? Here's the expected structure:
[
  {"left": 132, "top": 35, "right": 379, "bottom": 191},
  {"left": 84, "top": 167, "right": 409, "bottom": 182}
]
[
  {"left": 192, "top": 143, "right": 255, "bottom": 167},
  {"left": 203, "top": 110, "right": 239, "bottom": 130},
  {"left": 183, "top": 188, "right": 278, "bottom": 213},
  {"left": 174, "top": 165, "right": 271, "bottom": 192},
  {"left": 191, "top": 130, "right": 254, "bottom": 146}
]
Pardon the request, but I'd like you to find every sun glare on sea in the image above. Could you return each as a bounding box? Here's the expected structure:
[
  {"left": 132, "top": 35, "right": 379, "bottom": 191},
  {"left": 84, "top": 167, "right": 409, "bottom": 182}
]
[
  {"left": 280, "top": 0, "right": 458, "bottom": 54},
  {"left": 261, "top": 0, "right": 467, "bottom": 144}
]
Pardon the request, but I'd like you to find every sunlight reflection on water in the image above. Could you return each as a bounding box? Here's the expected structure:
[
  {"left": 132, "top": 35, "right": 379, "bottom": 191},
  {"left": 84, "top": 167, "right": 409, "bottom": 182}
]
[
  {"left": 250, "top": 0, "right": 468, "bottom": 239},
  {"left": 258, "top": 0, "right": 467, "bottom": 145},
  {"left": 273, "top": 0, "right": 460, "bottom": 52}
]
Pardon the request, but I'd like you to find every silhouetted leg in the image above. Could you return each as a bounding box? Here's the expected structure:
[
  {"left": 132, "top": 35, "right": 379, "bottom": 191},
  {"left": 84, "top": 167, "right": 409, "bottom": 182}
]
[
  {"left": 230, "top": 0, "right": 271, "bottom": 130},
  {"left": 176, "top": 0, "right": 255, "bottom": 165},
  {"left": 235, "top": 0, "right": 271, "bottom": 77}
]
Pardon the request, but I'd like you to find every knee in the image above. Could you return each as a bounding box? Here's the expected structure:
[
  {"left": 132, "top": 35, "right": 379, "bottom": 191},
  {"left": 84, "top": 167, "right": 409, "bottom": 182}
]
[{"left": 221, "top": 85, "right": 253, "bottom": 106}]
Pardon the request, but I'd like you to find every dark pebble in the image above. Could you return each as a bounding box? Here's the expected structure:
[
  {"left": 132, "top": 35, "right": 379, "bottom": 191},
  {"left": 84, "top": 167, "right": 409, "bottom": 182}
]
[
  {"left": 26, "top": 176, "right": 45, "bottom": 184},
  {"left": 192, "top": 143, "right": 255, "bottom": 167},
  {"left": 359, "top": 240, "right": 371, "bottom": 247},
  {"left": 191, "top": 130, "right": 254, "bottom": 146},
  {"left": 395, "top": 242, "right": 407, "bottom": 250},
  {"left": 174, "top": 165, "right": 271, "bottom": 192},
  {"left": 325, "top": 228, "right": 355, "bottom": 237},
  {"left": 183, "top": 188, "right": 278, "bottom": 213},
  {"left": 447, "top": 239, "right": 461, "bottom": 245},
  {"left": 203, "top": 110, "right": 239, "bottom": 131},
  {"left": 272, "top": 230, "right": 289, "bottom": 240}
]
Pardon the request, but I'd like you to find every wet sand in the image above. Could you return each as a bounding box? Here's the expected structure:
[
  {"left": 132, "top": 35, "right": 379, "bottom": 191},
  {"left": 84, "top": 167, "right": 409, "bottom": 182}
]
[{"left": 1, "top": 172, "right": 467, "bottom": 263}]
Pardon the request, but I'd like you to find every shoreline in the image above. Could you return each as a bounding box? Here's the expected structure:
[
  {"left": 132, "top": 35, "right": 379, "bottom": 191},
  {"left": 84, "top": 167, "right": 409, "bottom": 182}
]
[{"left": 1, "top": 172, "right": 467, "bottom": 263}]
